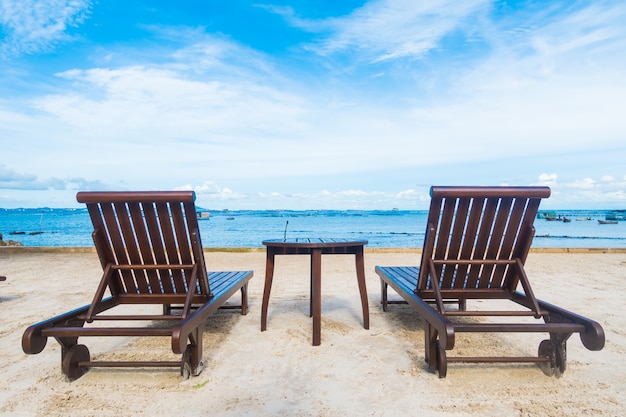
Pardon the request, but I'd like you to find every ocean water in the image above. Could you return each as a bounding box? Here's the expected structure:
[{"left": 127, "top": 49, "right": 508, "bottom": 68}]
[{"left": 0, "top": 208, "right": 625, "bottom": 248}]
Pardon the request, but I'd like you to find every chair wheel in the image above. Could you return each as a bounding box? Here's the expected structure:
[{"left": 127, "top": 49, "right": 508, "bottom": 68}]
[
  {"left": 22, "top": 326, "right": 48, "bottom": 354},
  {"left": 62, "top": 344, "right": 90, "bottom": 381},
  {"left": 538, "top": 339, "right": 556, "bottom": 377}
]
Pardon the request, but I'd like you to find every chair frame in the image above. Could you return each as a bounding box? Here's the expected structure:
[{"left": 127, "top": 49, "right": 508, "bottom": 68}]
[
  {"left": 22, "top": 191, "right": 253, "bottom": 380},
  {"left": 377, "top": 186, "right": 604, "bottom": 377}
]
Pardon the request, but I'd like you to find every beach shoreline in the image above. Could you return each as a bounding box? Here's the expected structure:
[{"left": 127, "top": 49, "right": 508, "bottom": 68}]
[
  {"left": 1, "top": 250, "right": 625, "bottom": 416},
  {"left": 2, "top": 246, "right": 626, "bottom": 254}
]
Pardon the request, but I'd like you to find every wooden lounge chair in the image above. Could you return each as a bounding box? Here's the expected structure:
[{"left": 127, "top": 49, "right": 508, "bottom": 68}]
[
  {"left": 22, "top": 191, "right": 253, "bottom": 381},
  {"left": 376, "top": 186, "right": 604, "bottom": 378}
]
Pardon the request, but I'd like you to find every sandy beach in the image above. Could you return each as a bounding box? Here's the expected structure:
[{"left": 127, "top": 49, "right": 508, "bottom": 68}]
[{"left": 1, "top": 248, "right": 625, "bottom": 416}]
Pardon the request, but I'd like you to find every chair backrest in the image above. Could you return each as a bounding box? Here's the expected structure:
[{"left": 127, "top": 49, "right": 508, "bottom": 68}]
[
  {"left": 76, "top": 191, "right": 210, "bottom": 297},
  {"left": 417, "top": 186, "right": 551, "bottom": 293}
]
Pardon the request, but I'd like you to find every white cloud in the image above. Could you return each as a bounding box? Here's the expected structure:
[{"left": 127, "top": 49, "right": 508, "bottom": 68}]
[
  {"left": 42, "top": 65, "right": 307, "bottom": 138},
  {"left": 395, "top": 189, "right": 417, "bottom": 198},
  {"left": 0, "top": 0, "right": 91, "bottom": 57},
  {"left": 538, "top": 174, "right": 558, "bottom": 185},
  {"left": 570, "top": 178, "right": 595, "bottom": 189},
  {"left": 294, "top": 0, "right": 490, "bottom": 62}
]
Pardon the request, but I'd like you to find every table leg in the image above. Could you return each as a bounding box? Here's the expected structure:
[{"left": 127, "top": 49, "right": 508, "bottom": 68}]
[
  {"left": 309, "top": 254, "right": 313, "bottom": 318},
  {"left": 311, "top": 248, "right": 322, "bottom": 346},
  {"left": 355, "top": 246, "right": 369, "bottom": 330},
  {"left": 261, "top": 248, "right": 276, "bottom": 332}
]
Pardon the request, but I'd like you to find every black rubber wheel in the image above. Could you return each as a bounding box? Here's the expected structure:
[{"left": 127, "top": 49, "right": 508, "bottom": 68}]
[
  {"left": 538, "top": 339, "right": 556, "bottom": 377},
  {"left": 61, "top": 344, "right": 90, "bottom": 381}
]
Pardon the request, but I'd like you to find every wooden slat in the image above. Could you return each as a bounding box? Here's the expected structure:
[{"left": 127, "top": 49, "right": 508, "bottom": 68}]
[
  {"left": 503, "top": 198, "right": 542, "bottom": 290},
  {"left": 418, "top": 193, "right": 442, "bottom": 291},
  {"left": 78, "top": 315, "right": 183, "bottom": 321},
  {"left": 156, "top": 201, "right": 184, "bottom": 293},
  {"left": 466, "top": 197, "right": 497, "bottom": 288},
  {"left": 170, "top": 201, "right": 194, "bottom": 293},
  {"left": 447, "top": 356, "right": 551, "bottom": 363},
  {"left": 143, "top": 202, "right": 171, "bottom": 294},
  {"left": 117, "top": 293, "right": 210, "bottom": 304},
  {"left": 456, "top": 197, "right": 484, "bottom": 289},
  {"left": 491, "top": 197, "right": 526, "bottom": 288},
  {"left": 101, "top": 202, "right": 135, "bottom": 293},
  {"left": 81, "top": 361, "right": 181, "bottom": 368},
  {"left": 115, "top": 201, "right": 144, "bottom": 294},
  {"left": 444, "top": 310, "right": 549, "bottom": 317},
  {"left": 433, "top": 198, "right": 455, "bottom": 287},
  {"left": 453, "top": 322, "right": 586, "bottom": 333},
  {"left": 86, "top": 204, "right": 124, "bottom": 296},
  {"left": 442, "top": 197, "right": 469, "bottom": 288},
  {"left": 130, "top": 201, "right": 160, "bottom": 293},
  {"left": 478, "top": 197, "right": 512, "bottom": 288},
  {"left": 42, "top": 327, "right": 172, "bottom": 337},
  {"left": 183, "top": 200, "right": 209, "bottom": 295},
  {"left": 517, "top": 198, "right": 542, "bottom": 263},
  {"left": 77, "top": 191, "right": 197, "bottom": 203},
  {"left": 377, "top": 266, "right": 420, "bottom": 296}
]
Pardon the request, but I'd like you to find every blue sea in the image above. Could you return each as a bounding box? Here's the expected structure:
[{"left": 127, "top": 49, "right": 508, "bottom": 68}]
[{"left": 0, "top": 208, "right": 625, "bottom": 248}]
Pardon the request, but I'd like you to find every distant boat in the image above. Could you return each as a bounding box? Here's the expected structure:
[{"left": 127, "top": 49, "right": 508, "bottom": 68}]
[
  {"left": 538, "top": 211, "right": 557, "bottom": 220},
  {"left": 598, "top": 220, "right": 618, "bottom": 225},
  {"left": 562, "top": 217, "right": 571, "bottom": 223},
  {"left": 226, "top": 217, "right": 235, "bottom": 220},
  {"left": 576, "top": 217, "right": 592, "bottom": 221},
  {"left": 605, "top": 211, "right": 624, "bottom": 221},
  {"left": 197, "top": 211, "right": 210, "bottom": 220}
]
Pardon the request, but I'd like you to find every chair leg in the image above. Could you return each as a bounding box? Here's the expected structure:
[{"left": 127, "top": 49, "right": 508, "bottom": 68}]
[
  {"left": 380, "top": 279, "right": 388, "bottom": 312},
  {"left": 424, "top": 323, "right": 438, "bottom": 372},
  {"left": 436, "top": 342, "right": 448, "bottom": 378},
  {"left": 240, "top": 283, "right": 249, "bottom": 315},
  {"left": 189, "top": 327, "right": 204, "bottom": 377},
  {"left": 551, "top": 334, "right": 569, "bottom": 377},
  {"left": 543, "top": 313, "right": 574, "bottom": 376}
]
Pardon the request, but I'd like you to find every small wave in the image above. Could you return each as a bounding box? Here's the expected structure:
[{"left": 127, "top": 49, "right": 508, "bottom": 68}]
[{"left": 535, "top": 235, "right": 626, "bottom": 241}]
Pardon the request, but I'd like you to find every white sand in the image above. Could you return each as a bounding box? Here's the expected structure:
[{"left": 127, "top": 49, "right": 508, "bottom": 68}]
[{"left": 1, "top": 249, "right": 625, "bottom": 416}]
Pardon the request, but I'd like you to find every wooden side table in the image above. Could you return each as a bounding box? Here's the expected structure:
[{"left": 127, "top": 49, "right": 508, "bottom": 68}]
[{"left": 261, "top": 238, "right": 369, "bottom": 346}]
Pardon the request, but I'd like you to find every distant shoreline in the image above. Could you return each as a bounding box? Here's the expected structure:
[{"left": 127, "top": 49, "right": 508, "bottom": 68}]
[{"left": 1, "top": 246, "right": 625, "bottom": 254}]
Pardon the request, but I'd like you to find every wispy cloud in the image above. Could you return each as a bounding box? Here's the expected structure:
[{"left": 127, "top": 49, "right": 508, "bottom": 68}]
[
  {"left": 0, "top": 0, "right": 92, "bottom": 57},
  {"left": 0, "top": 164, "right": 107, "bottom": 191},
  {"left": 269, "top": 0, "right": 490, "bottom": 62},
  {"left": 0, "top": 165, "right": 41, "bottom": 189},
  {"left": 533, "top": 172, "right": 626, "bottom": 207}
]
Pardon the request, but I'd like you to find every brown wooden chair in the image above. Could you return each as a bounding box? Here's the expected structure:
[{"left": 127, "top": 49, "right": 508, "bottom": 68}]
[
  {"left": 22, "top": 191, "right": 253, "bottom": 381},
  {"left": 376, "top": 186, "right": 604, "bottom": 377}
]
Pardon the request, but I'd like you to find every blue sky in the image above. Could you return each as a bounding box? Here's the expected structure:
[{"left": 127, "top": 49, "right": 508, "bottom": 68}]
[{"left": 1, "top": 0, "right": 625, "bottom": 210}]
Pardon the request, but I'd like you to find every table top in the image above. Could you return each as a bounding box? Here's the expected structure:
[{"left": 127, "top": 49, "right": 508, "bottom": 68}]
[{"left": 262, "top": 238, "right": 368, "bottom": 248}]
